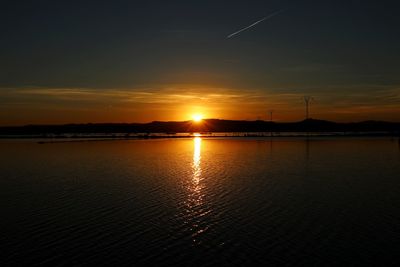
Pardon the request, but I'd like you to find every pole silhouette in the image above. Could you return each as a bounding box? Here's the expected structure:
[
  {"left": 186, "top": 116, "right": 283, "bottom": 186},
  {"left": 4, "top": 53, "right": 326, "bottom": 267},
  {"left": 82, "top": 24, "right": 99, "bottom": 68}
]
[
  {"left": 268, "top": 110, "right": 274, "bottom": 122},
  {"left": 304, "top": 96, "right": 313, "bottom": 120}
]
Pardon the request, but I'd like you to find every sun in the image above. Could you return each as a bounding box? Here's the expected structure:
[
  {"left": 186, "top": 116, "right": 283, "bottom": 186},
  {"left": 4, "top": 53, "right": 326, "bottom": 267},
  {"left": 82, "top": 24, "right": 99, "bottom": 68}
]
[{"left": 192, "top": 114, "right": 203, "bottom": 122}]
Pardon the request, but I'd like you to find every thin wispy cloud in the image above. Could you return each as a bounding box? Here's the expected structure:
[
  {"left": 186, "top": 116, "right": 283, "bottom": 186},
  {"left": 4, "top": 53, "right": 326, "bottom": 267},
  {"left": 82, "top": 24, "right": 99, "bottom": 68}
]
[
  {"left": 227, "top": 9, "right": 285, "bottom": 39},
  {"left": 1, "top": 85, "right": 399, "bottom": 124}
]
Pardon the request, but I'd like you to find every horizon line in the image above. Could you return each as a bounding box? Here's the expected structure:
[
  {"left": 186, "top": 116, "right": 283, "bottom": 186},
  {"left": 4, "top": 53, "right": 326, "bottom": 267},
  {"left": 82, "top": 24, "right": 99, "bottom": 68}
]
[{"left": 1, "top": 118, "right": 399, "bottom": 128}]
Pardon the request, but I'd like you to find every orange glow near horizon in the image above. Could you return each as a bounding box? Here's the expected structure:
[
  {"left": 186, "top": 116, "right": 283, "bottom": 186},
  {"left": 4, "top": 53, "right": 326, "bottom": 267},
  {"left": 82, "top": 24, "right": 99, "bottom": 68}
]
[{"left": 1, "top": 86, "right": 400, "bottom": 125}]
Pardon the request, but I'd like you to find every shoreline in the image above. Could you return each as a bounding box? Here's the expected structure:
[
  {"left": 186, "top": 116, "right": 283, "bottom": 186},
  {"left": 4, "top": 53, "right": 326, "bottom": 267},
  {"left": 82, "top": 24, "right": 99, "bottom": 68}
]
[{"left": 0, "top": 132, "right": 398, "bottom": 144}]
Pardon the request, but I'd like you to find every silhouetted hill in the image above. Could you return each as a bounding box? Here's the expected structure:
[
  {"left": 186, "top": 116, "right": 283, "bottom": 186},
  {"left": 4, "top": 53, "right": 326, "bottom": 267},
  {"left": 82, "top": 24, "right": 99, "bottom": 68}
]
[{"left": 0, "top": 119, "right": 399, "bottom": 136}]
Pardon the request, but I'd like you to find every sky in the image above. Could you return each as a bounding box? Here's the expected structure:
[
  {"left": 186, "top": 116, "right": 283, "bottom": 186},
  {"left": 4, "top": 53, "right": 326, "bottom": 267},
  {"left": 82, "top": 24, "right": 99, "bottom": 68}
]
[{"left": 1, "top": 0, "right": 399, "bottom": 125}]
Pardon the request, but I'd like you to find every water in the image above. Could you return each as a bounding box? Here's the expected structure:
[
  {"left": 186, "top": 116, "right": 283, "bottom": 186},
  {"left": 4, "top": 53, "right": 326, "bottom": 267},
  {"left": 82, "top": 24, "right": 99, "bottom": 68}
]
[{"left": 1, "top": 137, "right": 400, "bottom": 266}]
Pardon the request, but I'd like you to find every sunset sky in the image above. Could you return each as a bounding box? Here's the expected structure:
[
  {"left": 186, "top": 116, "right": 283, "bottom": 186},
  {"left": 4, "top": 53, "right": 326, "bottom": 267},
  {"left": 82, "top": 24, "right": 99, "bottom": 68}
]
[{"left": 1, "top": 0, "right": 399, "bottom": 125}]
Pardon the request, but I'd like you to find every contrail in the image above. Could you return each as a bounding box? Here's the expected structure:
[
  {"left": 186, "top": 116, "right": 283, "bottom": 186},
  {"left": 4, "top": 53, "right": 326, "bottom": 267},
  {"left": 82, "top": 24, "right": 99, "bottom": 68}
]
[{"left": 227, "top": 9, "right": 285, "bottom": 38}]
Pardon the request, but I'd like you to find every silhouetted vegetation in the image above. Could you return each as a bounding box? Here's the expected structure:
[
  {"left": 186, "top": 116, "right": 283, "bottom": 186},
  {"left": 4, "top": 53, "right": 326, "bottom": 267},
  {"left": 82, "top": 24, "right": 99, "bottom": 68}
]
[{"left": 0, "top": 119, "right": 399, "bottom": 137}]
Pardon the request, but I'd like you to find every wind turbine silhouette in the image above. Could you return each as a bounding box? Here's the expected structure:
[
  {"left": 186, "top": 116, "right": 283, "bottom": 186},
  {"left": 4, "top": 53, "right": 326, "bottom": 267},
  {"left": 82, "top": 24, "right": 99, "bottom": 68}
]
[
  {"left": 268, "top": 110, "right": 274, "bottom": 122},
  {"left": 303, "top": 96, "right": 315, "bottom": 120}
]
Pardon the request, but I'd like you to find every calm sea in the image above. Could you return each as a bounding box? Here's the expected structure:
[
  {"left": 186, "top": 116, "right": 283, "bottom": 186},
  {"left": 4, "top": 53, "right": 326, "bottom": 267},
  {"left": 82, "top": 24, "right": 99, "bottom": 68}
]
[{"left": 1, "top": 137, "right": 400, "bottom": 266}]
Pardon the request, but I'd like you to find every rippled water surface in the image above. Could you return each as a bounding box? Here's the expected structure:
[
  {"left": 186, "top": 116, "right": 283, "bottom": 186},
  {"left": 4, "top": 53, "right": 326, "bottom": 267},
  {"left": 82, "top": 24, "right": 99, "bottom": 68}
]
[{"left": 1, "top": 138, "right": 400, "bottom": 266}]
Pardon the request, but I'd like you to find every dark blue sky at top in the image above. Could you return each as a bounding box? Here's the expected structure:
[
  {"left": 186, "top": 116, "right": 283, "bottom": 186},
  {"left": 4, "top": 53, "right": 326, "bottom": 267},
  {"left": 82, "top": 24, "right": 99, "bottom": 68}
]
[{"left": 1, "top": 0, "right": 399, "bottom": 90}]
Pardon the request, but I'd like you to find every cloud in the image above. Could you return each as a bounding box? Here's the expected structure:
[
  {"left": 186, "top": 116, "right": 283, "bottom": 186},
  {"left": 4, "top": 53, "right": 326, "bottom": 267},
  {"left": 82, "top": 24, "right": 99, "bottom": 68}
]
[
  {"left": 2, "top": 84, "right": 399, "bottom": 107},
  {"left": 0, "top": 83, "right": 399, "bottom": 124}
]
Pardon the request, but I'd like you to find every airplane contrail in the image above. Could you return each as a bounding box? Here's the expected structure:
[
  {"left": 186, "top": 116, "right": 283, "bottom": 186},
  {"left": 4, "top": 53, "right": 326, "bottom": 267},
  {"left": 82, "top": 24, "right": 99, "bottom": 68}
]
[{"left": 227, "top": 9, "right": 285, "bottom": 39}]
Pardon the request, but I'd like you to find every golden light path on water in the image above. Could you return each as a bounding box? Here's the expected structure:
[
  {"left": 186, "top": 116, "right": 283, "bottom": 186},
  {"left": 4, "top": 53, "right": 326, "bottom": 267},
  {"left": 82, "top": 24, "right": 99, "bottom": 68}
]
[
  {"left": 192, "top": 136, "right": 202, "bottom": 190},
  {"left": 182, "top": 134, "right": 213, "bottom": 244}
]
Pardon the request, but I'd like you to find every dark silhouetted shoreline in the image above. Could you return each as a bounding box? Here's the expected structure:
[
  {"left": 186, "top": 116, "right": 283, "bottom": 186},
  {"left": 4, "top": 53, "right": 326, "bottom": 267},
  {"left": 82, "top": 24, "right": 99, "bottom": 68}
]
[{"left": 0, "top": 119, "right": 399, "bottom": 139}]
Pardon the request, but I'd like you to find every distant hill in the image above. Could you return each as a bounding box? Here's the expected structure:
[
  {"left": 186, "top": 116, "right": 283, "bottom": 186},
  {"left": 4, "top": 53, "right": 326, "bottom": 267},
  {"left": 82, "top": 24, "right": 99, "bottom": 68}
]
[{"left": 0, "top": 119, "right": 399, "bottom": 136}]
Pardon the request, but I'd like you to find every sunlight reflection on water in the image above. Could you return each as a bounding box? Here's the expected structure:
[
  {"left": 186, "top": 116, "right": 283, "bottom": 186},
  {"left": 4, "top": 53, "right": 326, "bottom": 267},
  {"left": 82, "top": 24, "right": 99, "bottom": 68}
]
[
  {"left": 2, "top": 138, "right": 400, "bottom": 265},
  {"left": 183, "top": 136, "right": 211, "bottom": 244},
  {"left": 193, "top": 137, "right": 202, "bottom": 186}
]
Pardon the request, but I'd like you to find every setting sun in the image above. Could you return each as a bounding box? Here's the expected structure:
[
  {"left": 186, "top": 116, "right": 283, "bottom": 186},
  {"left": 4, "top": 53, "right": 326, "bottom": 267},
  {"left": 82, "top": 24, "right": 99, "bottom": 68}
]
[{"left": 192, "top": 114, "right": 203, "bottom": 122}]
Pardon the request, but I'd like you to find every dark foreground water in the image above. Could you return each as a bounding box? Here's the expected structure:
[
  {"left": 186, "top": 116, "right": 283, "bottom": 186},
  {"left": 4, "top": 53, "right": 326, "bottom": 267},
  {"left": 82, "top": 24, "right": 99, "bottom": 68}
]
[{"left": 1, "top": 137, "right": 400, "bottom": 266}]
